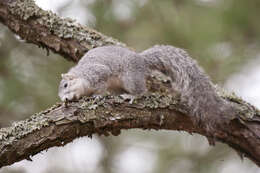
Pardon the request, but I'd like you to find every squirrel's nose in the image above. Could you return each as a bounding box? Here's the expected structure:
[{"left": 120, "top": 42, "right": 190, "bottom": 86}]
[{"left": 61, "top": 96, "right": 67, "bottom": 102}]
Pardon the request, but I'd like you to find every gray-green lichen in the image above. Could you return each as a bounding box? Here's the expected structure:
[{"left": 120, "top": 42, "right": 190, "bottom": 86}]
[
  {"left": 0, "top": 103, "right": 65, "bottom": 145},
  {"left": 0, "top": 112, "right": 50, "bottom": 145},
  {"left": 80, "top": 93, "right": 178, "bottom": 110},
  {"left": 80, "top": 95, "right": 108, "bottom": 110},
  {"left": 216, "top": 85, "right": 258, "bottom": 121},
  {"left": 72, "top": 93, "right": 179, "bottom": 126},
  {"left": 139, "top": 93, "right": 178, "bottom": 109},
  {"left": 0, "top": 92, "right": 179, "bottom": 146},
  {"left": 9, "top": 0, "right": 40, "bottom": 20},
  {"left": 8, "top": 0, "right": 126, "bottom": 49}
]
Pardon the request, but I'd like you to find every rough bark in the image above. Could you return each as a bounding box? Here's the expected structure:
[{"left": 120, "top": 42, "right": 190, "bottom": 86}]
[
  {"left": 0, "top": 85, "right": 259, "bottom": 168},
  {"left": 0, "top": 0, "right": 260, "bottom": 168},
  {"left": 0, "top": 0, "right": 126, "bottom": 62}
]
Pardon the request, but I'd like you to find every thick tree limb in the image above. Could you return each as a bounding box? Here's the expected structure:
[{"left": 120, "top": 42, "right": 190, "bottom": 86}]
[
  {"left": 0, "top": 0, "right": 260, "bottom": 168},
  {"left": 0, "top": 87, "right": 259, "bottom": 167},
  {"left": 0, "top": 0, "right": 126, "bottom": 62}
]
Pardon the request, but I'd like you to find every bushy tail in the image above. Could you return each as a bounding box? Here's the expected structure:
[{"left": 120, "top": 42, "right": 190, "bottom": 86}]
[
  {"left": 140, "top": 45, "right": 230, "bottom": 129},
  {"left": 140, "top": 45, "right": 193, "bottom": 93}
]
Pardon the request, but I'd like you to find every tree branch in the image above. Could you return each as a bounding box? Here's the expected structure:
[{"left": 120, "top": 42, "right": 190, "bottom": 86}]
[
  {"left": 0, "top": 0, "right": 126, "bottom": 62},
  {"left": 0, "top": 85, "right": 259, "bottom": 167},
  {"left": 0, "top": 0, "right": 260, "bottom": 168}
]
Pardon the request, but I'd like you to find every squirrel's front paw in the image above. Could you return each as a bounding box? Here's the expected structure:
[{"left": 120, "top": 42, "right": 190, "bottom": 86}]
[{"left": 120, "top": 94, "right": 137, "bottom": 104}]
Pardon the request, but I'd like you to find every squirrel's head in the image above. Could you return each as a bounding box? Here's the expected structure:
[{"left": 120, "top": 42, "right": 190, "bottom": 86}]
[{"left": 58, "top": 73, "right": 90, "bottom": 101}]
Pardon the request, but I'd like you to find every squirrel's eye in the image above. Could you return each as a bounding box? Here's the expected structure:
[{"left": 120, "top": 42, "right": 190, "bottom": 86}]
[{"left": 64, "top": 83, "right": 68, "bottom": 88}]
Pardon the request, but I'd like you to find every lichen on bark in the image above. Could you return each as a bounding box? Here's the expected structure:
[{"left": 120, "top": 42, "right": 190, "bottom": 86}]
[{"left": 0, "top": 0, "right": 126, "bottom": 62}]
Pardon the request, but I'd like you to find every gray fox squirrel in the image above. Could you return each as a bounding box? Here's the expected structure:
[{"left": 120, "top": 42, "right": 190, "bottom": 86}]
[{"left": 59, "top": 45, "right": 229, "bottom": 128}]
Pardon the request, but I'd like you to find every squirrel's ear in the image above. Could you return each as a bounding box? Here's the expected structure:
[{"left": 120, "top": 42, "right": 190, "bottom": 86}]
[{"left": 61, "top": 73, "right": 75, "bottom": 80}]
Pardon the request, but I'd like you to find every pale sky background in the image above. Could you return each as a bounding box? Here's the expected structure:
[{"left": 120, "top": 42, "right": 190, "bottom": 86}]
[{"left": 0, "top": 0, "right": 260, "bottom": 173}]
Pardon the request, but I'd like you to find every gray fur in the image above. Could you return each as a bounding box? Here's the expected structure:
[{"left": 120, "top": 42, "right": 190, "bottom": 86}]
[
  {"left": 140, "top": 45, "right": 230, "bottom": 128},
  {"left": 59, "top": 46, "right": 149, "bottom": 101},
  {"left": 59, "top": 45, "right": 231, "bottom": 129}
]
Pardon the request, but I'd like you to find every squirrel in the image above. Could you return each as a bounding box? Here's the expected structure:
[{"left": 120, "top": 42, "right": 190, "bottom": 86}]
[{"left": 59, "top": 45, "right": 232, "bottom": 129}]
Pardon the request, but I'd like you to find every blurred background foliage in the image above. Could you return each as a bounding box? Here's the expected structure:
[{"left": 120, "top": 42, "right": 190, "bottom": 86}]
[{"left": 0, "top": 0, "right": 260, "bottom": 172}]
